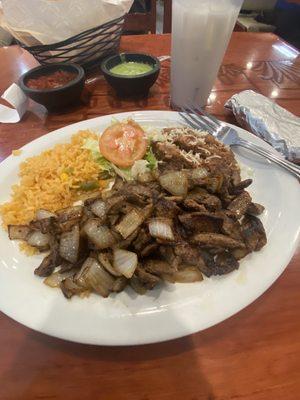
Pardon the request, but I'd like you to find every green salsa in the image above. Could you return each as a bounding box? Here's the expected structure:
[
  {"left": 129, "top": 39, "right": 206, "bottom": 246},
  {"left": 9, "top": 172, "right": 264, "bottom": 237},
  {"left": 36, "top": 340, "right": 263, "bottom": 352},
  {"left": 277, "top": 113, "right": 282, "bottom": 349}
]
[{"left": 110, "top": 62, "right": 153, "bottom": 76}]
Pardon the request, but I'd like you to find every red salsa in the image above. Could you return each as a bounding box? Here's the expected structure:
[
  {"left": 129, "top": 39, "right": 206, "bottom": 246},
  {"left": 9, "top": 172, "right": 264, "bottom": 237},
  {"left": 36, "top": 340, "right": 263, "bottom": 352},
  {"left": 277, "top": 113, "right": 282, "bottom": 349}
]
[{"left": 26, "top": 70, "right": 77, "bottom": 90}]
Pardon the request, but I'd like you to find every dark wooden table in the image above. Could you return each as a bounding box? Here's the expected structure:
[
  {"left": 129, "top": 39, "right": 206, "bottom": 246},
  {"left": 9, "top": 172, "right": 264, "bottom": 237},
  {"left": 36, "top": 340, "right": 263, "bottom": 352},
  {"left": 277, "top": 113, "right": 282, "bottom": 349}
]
[{"left": 0, "top": 33, "right": 299, "bottom": 400}]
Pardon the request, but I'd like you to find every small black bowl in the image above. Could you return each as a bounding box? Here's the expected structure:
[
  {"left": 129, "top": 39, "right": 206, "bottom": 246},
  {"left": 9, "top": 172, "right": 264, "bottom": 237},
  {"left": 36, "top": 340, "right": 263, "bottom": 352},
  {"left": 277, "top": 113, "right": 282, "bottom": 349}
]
[
  {"left": 101, "top": 53, "right": 160, "bottom": 97},
  {"left": 19, "top": 63, "right": 85, "bottom": 111}
]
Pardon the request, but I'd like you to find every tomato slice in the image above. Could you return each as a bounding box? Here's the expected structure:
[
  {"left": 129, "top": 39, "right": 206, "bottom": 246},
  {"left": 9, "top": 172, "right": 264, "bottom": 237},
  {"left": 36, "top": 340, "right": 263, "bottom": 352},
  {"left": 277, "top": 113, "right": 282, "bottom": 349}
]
[{"left": 99, "top": 120, "right": 148, "bottom": 168}]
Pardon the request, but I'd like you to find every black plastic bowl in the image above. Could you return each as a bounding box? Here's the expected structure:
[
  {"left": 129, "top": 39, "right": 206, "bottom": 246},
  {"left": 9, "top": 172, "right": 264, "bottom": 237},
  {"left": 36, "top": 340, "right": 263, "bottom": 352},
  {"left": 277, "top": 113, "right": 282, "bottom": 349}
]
[
  {"left": 19, "top": 63, "right": 85, "bottom": 111},
  {"left": 101, "top": 53, "right": 160, "bottom": 97}
]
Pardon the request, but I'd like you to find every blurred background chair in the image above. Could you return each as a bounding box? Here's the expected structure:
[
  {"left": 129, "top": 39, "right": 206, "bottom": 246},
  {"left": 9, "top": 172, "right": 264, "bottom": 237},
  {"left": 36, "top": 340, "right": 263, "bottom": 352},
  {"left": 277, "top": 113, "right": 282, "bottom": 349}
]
[
  {"left": 129, "top": 0, "right": 299, "bottom": 49},
  {"left": 159, "top": 0, "right": 278, "bottom": 34},
  {"left": 242, "top": 0, "right": 277, "bottom": 9},
  {"left": 236, "top": 0, "right": 277, "bottom": 32},
  {"left": 163, "top": 0, "right": 172, "bottom": 33},
  {"left": 125, "top": 0, "right": 157, "bottom": 34}
]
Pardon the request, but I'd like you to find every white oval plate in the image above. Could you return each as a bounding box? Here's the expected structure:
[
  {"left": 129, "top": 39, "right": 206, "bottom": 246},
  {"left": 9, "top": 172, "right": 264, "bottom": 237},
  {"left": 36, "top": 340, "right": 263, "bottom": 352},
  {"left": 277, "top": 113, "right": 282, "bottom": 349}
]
[{"left": 0, "top": 111, "right": 299, "bottom": 346}]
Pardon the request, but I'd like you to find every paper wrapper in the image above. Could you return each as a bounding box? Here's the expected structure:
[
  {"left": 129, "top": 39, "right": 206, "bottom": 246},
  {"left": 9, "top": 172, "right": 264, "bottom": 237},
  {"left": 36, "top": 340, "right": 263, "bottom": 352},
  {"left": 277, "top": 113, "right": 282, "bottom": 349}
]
[
  {"left": 0, "top": 0, "right": 133, "bottom": 46},
  {"left": 225, "top": 90, "right": 300, "bottom": 163}
]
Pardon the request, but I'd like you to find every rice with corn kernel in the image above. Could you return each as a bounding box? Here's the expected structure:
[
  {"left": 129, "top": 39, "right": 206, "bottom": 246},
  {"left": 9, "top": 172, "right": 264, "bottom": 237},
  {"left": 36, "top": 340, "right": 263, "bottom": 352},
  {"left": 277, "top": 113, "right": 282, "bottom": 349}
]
[{"left": 0, "top": 131, "right": 103, "bottom": 227}]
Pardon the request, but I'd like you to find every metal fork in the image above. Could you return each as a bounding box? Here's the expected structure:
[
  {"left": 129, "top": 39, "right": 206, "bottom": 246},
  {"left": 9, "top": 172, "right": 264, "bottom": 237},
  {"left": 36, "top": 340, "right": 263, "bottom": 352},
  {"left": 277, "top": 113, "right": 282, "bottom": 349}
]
[{"left": 179, "top": 106, "right": 300, "bottom": 180}]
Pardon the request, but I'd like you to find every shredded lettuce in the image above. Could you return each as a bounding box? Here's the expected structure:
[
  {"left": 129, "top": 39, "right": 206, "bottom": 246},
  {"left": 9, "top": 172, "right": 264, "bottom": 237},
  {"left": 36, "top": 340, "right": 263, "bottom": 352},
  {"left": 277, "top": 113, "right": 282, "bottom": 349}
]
[
  {"left": 143, "top": 126, "right": 165, "bottom": 143},
  {"left": 145, "top": 146, "right": 158, "bottom": 170},
  {"left": 82, "top": 138, "right": 133, "bottom": 181},
  {"left": 82, "top": 134, "right": 158, "bottom": 182},
  {"left": 82, "top": 138, "right": 112, "bottom": 172},
  {"left": 131, "top": 160, "right": 149, "bottom": 179},
  {"left": 112, "top": 165, "right": 133, "bottom": 181},
  {"left": 82, "top": 138, "right": 99, "bottom": 157},
  {"left": 111, "top": 117, "right": 120, "bottom": 125}
]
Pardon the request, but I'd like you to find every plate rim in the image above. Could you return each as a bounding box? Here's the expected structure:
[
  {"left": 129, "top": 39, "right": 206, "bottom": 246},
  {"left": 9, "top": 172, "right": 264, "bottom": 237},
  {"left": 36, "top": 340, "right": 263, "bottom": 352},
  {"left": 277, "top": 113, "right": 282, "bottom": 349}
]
[{"left": 0, "top": 110, "right": 299, "bottom": 346}]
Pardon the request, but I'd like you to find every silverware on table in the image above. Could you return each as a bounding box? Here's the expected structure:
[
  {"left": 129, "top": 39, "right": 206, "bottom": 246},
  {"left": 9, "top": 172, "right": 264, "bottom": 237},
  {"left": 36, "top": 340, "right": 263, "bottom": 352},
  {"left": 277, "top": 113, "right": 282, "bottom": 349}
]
[{"left": 179, "top": 106, "right": 300, "bottom": 180}]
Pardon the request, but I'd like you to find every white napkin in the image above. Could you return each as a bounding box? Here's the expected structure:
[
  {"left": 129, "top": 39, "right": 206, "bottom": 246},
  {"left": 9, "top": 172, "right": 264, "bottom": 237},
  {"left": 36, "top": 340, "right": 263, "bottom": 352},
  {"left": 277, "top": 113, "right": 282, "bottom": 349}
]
[{"left": 0, "top": 83, "right": 28, "bottom": 123}]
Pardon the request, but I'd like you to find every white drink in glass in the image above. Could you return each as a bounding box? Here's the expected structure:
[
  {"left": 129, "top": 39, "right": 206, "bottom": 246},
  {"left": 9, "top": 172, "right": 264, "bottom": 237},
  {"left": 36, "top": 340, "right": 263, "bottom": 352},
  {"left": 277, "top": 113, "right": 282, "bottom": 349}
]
[{"left": 170, "top": 0, "right": 243, "bottom": 108}]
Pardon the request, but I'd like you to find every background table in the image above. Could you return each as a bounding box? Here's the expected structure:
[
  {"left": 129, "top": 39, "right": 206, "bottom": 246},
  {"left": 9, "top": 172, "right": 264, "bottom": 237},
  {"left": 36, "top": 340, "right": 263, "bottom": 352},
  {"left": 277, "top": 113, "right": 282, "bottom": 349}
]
[{"left": 0, "top": 33, "right": 299, "bottom": 400}]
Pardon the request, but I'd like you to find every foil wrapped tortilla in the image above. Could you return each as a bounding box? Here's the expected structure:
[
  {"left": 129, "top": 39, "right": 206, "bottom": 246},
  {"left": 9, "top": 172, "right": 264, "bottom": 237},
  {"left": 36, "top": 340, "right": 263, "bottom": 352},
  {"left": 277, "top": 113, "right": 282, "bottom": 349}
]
[{"left": 225, "top": 90, "right": 300, "bottom": 163}]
